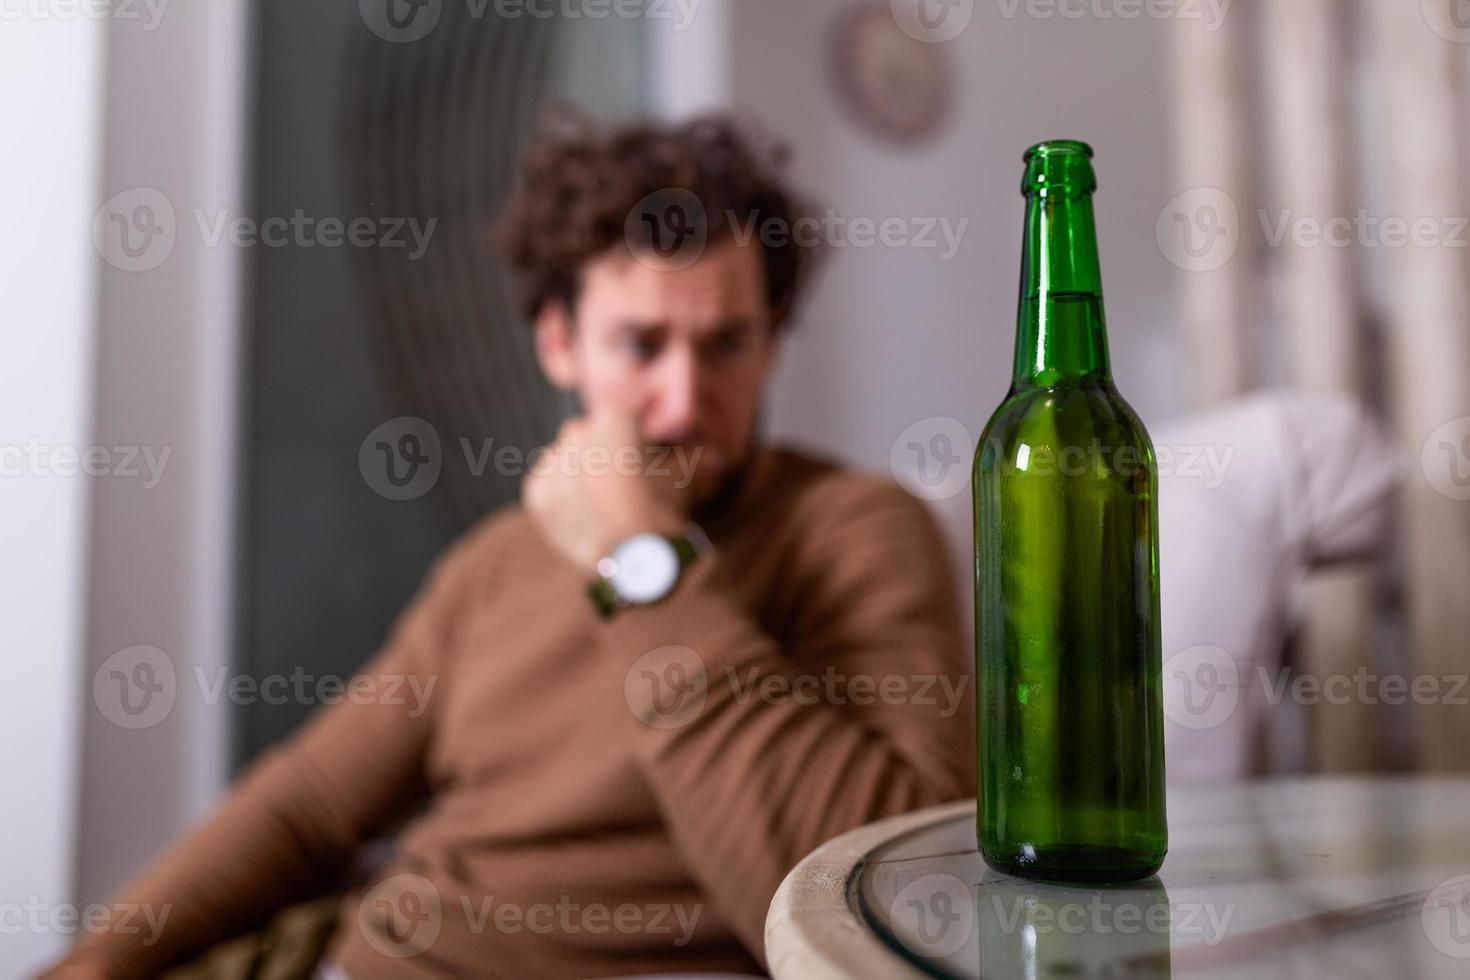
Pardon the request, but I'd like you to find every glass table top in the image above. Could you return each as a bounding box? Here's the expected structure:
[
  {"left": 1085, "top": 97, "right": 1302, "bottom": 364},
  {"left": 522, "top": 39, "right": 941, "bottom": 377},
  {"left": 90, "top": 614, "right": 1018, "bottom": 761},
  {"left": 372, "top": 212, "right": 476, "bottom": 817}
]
[{"left": 852, "top": 778, "right": 1470, "bottom": 979}]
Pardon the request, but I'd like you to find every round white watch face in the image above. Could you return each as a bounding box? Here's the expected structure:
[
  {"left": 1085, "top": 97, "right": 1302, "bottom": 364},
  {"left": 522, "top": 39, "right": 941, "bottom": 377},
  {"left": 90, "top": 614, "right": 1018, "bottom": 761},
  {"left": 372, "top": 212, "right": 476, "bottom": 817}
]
[{"left": 610, "top": 534, "right": 681, "bottom": 605}]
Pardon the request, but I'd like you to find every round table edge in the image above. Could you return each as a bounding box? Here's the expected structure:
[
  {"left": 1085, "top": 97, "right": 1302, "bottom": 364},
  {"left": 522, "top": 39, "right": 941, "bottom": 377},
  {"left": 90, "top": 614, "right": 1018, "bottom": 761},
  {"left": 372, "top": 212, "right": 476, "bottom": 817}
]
[{"left": 764, "top": 799, "right": 977, "bottom": 980}]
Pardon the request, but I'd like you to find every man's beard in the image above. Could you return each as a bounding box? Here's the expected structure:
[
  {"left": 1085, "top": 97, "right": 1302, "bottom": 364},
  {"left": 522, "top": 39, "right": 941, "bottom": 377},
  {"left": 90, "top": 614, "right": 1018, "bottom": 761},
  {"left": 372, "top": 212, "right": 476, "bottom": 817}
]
[{"left": 689, "top": 438, "right": 761, "bottom": 524}]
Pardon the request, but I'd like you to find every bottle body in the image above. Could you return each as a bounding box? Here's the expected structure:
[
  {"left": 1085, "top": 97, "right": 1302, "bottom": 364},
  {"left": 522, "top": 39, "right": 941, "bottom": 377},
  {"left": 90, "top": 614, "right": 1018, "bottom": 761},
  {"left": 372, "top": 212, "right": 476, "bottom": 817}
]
[
  {"left": 975, "top": 382, "right": 1166, "bottom": 881},
  {"left": 974, "top": 141, "right": 1166, "bottom": 882}
]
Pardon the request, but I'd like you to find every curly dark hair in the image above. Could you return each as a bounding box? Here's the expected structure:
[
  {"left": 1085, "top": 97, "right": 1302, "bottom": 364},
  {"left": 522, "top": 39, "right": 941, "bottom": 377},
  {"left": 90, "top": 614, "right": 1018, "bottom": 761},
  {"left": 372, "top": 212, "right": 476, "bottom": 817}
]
[{"left": 496, "top": 111, "right": 819, "bottom": 329}]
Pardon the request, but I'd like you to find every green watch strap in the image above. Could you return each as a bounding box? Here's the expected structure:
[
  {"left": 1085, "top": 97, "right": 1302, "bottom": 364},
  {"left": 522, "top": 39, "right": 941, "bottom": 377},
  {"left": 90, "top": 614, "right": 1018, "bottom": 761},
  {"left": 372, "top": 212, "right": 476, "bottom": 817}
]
[
  {"left": 587, "top": 527, "right": 705, "bottom": 620},
  {"left": 670, "top": 533, "right": 700, "bottom": 568},
  {"left": 587, "top": 577, "right": 621, "bottom": 619}
]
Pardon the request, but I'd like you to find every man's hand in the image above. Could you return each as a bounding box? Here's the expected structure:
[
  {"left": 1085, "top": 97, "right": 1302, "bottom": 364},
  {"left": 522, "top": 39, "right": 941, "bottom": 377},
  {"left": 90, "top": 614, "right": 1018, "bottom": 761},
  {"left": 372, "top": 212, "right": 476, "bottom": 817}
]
[{"left": 522, "top": 411, "right": 690, "bottom": 574}]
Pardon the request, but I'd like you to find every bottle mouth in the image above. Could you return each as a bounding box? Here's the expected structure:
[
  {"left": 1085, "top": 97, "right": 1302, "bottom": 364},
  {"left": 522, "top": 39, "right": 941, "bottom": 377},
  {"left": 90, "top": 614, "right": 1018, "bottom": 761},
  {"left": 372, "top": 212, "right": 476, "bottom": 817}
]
[
  {"left": 1023, "top": 139, "right": 1094, "bottom": 162},
  {"left": 1022, "top": 140, "right": 1098, "bottom": 196}
]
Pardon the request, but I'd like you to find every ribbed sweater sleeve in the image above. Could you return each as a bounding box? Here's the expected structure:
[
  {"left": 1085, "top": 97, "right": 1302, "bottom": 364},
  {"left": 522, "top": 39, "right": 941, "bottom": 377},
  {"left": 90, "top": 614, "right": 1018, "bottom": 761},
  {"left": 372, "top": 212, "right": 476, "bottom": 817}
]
[
  {"left": 598, "top": 478, "right": 975, "bottom": 963},
  {"left": 55, "top": 542, "right": 475, "bottom": 978}
]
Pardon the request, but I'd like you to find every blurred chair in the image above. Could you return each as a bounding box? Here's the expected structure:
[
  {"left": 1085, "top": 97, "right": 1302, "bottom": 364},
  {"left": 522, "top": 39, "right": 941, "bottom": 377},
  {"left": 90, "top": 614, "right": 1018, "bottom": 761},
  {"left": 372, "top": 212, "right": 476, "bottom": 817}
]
[{"left": 1158, "top": 391, "right": 1402, "bottom": 780}]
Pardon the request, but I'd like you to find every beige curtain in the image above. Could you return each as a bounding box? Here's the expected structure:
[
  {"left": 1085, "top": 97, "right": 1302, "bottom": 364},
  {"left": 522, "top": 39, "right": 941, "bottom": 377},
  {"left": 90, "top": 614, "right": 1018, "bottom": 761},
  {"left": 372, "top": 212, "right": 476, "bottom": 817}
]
[
  {"left": 1259, "top": 0, "right": 1384, "bottom": 773},
  {"left": 1164, "top": 6, "right": 1255, "bottom": 407},
  {"left": 1364, "top": 0, "right": 1470, "bottom": 771},
  {"left": 1166, "top": 0, "right": 1470, "bottom": 772}
]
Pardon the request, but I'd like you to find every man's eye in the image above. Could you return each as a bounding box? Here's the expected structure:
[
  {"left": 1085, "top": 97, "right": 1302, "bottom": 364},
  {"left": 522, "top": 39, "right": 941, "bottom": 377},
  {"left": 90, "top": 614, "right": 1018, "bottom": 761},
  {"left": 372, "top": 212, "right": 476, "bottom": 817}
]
[
  {"left": 704, "top": 334, "right": 749, "bottom": 359},
  {"left": 625, "top": 338, "right": 661, "bottom": 361}
]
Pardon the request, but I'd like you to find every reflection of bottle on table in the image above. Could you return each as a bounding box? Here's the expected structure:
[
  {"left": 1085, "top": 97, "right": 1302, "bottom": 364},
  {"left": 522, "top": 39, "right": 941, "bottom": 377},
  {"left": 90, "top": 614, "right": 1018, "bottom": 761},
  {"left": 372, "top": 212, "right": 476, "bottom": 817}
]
[{"left": 976, "top": 872, "right": 1172, "bottom": 979}]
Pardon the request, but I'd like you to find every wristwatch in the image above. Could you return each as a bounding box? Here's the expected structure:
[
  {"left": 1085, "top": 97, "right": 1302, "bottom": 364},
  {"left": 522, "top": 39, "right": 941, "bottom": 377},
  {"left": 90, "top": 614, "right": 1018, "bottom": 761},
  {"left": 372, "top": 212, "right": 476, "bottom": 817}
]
[{"left": 587, "top": 525, "right": 709, "bottom": 619}]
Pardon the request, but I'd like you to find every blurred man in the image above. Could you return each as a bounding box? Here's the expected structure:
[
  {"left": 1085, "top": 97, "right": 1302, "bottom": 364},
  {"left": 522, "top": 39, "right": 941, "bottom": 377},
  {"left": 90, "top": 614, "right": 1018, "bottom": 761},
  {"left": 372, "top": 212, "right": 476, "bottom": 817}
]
[{"left": 50, "top": 115, "right": 972, "bottom": 980}]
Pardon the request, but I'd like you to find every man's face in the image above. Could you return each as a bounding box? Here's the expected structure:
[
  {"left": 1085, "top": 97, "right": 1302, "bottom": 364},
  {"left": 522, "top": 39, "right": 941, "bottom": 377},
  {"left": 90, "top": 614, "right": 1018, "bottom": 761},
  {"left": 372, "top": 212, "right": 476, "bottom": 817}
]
[{"left": 534, "top": 239, "right": 780, "bottom": 504}]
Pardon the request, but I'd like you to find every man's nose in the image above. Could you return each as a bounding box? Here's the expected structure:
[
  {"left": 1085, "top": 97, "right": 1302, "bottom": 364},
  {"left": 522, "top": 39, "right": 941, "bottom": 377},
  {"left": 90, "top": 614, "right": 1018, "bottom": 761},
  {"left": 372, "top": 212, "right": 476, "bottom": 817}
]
[{"left": 647, "top": 347, "right": 701, "bottom": 442}]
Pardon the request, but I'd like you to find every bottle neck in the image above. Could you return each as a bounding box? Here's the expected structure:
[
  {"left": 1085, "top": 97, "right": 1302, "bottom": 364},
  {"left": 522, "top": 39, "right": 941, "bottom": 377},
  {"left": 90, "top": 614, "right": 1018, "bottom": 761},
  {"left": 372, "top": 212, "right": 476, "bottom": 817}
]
[{"left": 1013, "top": 186, "right": 1112, "bottom": 390}]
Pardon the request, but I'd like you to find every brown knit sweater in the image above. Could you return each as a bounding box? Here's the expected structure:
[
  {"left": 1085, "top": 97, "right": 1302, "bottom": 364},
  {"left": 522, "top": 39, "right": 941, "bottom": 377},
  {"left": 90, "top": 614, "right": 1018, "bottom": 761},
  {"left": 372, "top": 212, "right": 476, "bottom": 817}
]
[{"left": 68, "top": 445, "right": 975, "bottom": 979}]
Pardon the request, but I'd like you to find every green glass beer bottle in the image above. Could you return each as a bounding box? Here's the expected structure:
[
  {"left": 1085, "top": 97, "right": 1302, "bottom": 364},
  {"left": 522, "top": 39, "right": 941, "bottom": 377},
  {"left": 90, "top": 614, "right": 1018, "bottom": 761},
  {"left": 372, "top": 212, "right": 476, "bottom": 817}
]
[{"left": 974, "top": 140, "right": 1167, "bottom": 882}]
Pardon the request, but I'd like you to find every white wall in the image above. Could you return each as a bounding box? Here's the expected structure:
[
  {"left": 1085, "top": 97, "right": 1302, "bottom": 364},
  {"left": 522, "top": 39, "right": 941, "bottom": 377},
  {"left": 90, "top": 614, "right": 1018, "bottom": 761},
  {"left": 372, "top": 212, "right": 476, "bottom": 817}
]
[
  {"left": 79, "top": 0, "right": 251, "bottom": 910},
  {"left": 723, "top": 2, "right": 1183, "bottom": 595},
  {"left": 647, "top": 0, "right": 732, "bottom": 116},
  {"left": 1, "top": 6, "right": 249, "bottom": 971},
  {"left": 0, "top": 13, "right": 104, "bottom": 974}
]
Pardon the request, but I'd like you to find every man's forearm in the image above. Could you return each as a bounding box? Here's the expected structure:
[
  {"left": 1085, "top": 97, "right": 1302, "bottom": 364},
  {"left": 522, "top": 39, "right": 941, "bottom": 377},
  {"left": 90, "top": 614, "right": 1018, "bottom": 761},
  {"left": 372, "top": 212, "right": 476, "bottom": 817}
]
[{"left": 596, "top": 550, "right": 972, "bottom": 958}]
